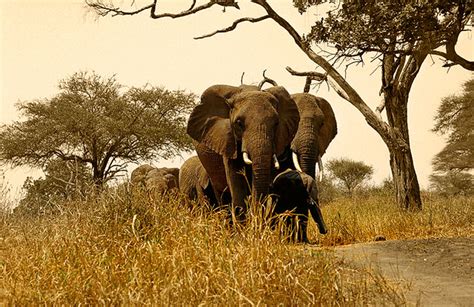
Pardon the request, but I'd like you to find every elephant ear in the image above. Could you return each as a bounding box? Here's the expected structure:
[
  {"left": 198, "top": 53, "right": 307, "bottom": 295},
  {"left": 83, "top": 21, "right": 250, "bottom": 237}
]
[
  {"left": 315, "top": 97, "right": 337, "bottom": 156},
  {"left": 264, "top": 86, "right": 300, "bottom": 156},
  {"left": 187, "top": 85, "right": 241, "bottom": 159}
]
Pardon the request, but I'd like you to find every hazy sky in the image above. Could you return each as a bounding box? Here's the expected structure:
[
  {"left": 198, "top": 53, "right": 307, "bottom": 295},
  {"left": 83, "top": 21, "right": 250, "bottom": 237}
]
[{"left": 1, "top": 0, "right": 472, "bottom": 192}]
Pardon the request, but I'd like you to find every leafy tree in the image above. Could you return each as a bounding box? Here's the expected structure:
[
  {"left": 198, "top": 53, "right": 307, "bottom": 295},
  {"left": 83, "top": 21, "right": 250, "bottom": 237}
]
[
  {"left": 430, "top": 78, "right": 473, "bottom": 196},
  {"left": 14, "top": 159, "right": 94, "bottom": 215},
  {"left": 432, "top": 78, "right": 473, "bottom": 172},
  {"left": 327, "top": 158, "right": 374, "bottom": 196},
  {"left": 0, "top": 71, "right": 197, "bottom": 186},
  {"left": 87, "top": 0, "right": 473, "bottom": 210}
]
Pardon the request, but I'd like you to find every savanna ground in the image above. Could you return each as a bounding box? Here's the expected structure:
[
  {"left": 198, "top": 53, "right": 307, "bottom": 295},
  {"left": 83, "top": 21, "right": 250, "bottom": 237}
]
[{"left": 0, "top": 186, "right": 472, "bottom": 305}]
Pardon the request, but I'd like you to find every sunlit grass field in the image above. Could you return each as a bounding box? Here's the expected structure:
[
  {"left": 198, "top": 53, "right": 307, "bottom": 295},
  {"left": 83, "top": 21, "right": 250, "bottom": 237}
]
[{"left": 1, "top": 186, "right": 472, "bottom": 305}]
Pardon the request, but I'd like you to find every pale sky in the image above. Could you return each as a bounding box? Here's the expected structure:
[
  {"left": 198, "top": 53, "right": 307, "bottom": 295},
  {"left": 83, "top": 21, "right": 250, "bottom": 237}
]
[{"left": 1, "top": 0, "right": 473, "bottom": 194}]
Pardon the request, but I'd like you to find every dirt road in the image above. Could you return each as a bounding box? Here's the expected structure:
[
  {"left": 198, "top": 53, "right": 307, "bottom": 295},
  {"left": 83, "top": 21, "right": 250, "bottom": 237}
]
[{"left": 334, "top": 237, "right": 474, "bottom": 306}]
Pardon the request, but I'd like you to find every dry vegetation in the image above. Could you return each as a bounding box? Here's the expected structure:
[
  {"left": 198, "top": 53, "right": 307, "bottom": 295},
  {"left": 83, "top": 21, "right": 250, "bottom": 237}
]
[
  {"left": 319, "top": 194, "right": 474, "bottom": 246},
  {"left": 1, "top": 186, "right": 472, "bottom": 305}
]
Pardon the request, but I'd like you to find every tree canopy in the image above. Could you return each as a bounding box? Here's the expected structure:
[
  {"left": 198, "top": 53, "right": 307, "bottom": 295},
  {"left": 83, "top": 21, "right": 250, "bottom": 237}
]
[
  {"left": 0, "top": 71, "right": 197, "bottom": 185},
  {"left": 432, "top": 78, "right": 473, "bottom": 172},
  {"left": 86, "top": 0, "right": 473, "bottom": 210},
  {"left": 430, "top": 77, "right": 473, "bottom": 196},
  {"left": 327, "top": 158, "right": 374, "bottom": 196},
  {"left": 302, "top": 0, "right": 473, "bottom": 69}
]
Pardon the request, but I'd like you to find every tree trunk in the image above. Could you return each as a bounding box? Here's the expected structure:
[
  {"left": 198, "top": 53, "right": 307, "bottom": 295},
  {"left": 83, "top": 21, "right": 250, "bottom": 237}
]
[
  {"left": 388, "top": 145, "right": 422, "bottom": 210},
  {"left": 92, "top": 165, "right": 104, "bottom": 188},
  {"left": 385, "top": 90, "right": 422, "bottom": 211}
]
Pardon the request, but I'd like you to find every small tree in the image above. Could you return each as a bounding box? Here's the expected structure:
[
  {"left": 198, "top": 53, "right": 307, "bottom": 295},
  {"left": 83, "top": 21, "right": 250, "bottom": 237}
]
[
  {"left": 15, "top": 159, "right": 94, "bottom": 215},
  {"left": 430, "top": 78, "right": 473, "bottom": 196},
  {"left": 0, "top": 71, "right": 197, "bottom": 186},
  {"left": 327, "top": 158, "right": 374, "bottom": 196}
]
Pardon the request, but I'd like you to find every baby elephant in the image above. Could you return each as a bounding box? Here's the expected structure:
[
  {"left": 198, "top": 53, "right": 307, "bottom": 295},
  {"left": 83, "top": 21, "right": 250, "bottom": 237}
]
[{"left": 270, "top": 169, "right": 327, "bottom": 243}]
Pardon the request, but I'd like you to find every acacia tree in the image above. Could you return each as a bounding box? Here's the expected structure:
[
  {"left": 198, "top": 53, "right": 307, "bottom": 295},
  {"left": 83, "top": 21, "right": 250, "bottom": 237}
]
[
  {"left": 432, "top": 78, "right": 473, "bottom": 172},
  {"left": 87, "top": 0, "right": 473, "bottom": 210},
  {"left": 430, "top": 78, "right": 473, "bottom": 196},
  {"left": 327, "top": 158, "right": 374, "bottom": 196},
  {"left": 0, "top": 71, "right": 196, "bottom": 186}
]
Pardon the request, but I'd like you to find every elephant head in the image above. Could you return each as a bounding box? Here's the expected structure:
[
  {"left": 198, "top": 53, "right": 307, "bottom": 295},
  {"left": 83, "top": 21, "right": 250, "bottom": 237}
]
[
  {"left": 289, "top": 93, "right": 337, "bottom": 180},
  {"left": 187, "top": 84, "right": 300, "bottom": 208},
  {"left": 131, "top": 165, "right": 179, "bottom": 194}
]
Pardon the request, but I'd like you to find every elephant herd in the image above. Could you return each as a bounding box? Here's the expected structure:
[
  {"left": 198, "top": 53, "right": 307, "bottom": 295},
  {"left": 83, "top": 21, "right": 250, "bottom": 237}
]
[{"left": 131, "top": 83, "right": 337, "bottom": 243}]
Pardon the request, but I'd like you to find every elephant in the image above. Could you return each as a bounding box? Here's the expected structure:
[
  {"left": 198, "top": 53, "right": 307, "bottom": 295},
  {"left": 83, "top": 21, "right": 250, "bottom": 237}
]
[
  {"left": 179, "top": 155, "right": 219, "bottom": 208},
  {"left": 278, "top": 93, "right": 337, "bottom": 180},
  {"left": 187, "top": 84, "right": 300, "bottom": 218},
  {"left": 131, "top": 164, "right": 179, "bottom": 195},
  {"left": 270, "top": 168, "right": 327, "bottom": 243}
]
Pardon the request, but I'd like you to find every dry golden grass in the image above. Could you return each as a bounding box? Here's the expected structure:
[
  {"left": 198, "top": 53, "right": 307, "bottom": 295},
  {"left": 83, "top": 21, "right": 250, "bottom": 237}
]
[
  {"left": 317, "top": 193, "right": 474, "bottom": 246},
  {"left": 1, "top": 186, "right": 471, "bottom": 305}
]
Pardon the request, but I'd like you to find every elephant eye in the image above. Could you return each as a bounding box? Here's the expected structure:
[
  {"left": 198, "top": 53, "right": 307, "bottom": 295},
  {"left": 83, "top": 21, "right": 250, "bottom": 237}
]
[{"left": 235, "top": 118, "right": 244, "bottom": 130}]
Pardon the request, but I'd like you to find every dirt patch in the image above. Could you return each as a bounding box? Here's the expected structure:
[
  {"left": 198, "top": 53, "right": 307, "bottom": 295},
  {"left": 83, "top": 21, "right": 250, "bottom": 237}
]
[{"left": 333, "top": 237, "right": 474, "bottom": 306}]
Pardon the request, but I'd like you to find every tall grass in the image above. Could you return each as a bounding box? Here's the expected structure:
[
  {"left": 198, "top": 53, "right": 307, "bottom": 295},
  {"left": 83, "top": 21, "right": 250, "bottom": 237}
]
[
  {"left": 0, "top": 186, "right": 410, "bottom": 305},
  {"left": 316, "top": 193, "right": 474, "bottom": 246}
]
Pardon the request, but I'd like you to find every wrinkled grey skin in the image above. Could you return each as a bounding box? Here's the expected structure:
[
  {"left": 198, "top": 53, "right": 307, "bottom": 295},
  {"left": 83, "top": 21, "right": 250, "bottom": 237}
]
[
  {"left": 131, "top": 164, "right": 179, "bottom": 194},
  {"left": 271, "top": 169, "right": 327, "bottom": 243},
  {"left": 286, "top": 93, "right": 337, "bottom": 179},
  {"left": 179, "top": 156, "right": 219, "bottom": 207},
  {"left": 187, "top": 84, "right": 300, "bottom": 218}
]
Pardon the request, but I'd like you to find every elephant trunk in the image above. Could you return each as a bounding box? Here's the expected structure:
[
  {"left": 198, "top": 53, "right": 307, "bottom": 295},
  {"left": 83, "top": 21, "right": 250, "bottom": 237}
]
[
  {"left": 250, "top": 154, "right": 272, "bottom": 203},
  {"left": 243, "top": 134, "right": 273, "bottom": 203},
  {"left": 299, "top": 152, "right": 317, "bottom": 179},
  {"left": 292, "top": 119, "right": 319, "bottom": 179},
  {"left": 293, "top": 138, "right": 319, "bottom": 179}
]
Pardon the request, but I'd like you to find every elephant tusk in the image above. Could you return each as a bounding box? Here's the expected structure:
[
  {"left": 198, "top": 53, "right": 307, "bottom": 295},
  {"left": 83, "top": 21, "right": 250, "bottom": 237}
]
[
  {"left": 243, "top": 152, "right": 253, "bottom": 165},
  {"left": 273, "top": 154, "right": 280, "bottom": 170},
  {"left": 292, "top": 151, "right": 303, "bottom": 172},
  {"left": 317, "top": 155, "right": 324, "bottom": 182}
]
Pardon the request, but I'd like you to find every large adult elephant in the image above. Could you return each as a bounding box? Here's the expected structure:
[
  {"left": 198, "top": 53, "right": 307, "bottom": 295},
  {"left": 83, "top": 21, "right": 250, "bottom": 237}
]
[
  {"left": 179, "top": 155, "right": 218, "bottom": 207},
  {"left": 280, "top": 93, "right": 337, "bottom": 180},
  {"left": 187, "top": 84, "right": 300, "bottom": 216}
]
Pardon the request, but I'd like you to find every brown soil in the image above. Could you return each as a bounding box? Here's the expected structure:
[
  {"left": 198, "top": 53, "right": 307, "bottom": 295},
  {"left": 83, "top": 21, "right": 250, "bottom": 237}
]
[{"left": 333, "top": 237, "right": 474, "bottom": 306}]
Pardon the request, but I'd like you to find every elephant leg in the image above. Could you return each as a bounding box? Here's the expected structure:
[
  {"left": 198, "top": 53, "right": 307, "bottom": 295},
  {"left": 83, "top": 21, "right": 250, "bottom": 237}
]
[
  {"left": 196, "top": 143, "right": 228, "bottom": 207},
  {"left": 224, "top": 158, "right": 250, "bottom": 223},
  {"left": 291, "top": 212, "right": 309, "bottom": 243}
]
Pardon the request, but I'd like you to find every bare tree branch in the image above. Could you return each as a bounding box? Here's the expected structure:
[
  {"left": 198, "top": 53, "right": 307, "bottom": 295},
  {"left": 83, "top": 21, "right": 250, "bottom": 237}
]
[
  {"left": 194, "top": 15, "right": 270, "bottom": 40},
  {"left": 430, "top": 46, "right": 474, "bottom": 70},
  {"left": 286, "top": 66, "right": 326, "bottom": 93},
  {"left": 86, "top": 0, "right": 228, "bottom": 19},
  {"left": 86, "top": 1, "right": 154, "bottom": 17},
  {"left": 87, "top": 0, "right": 243, "bottom": 19},
  {"left": 257, "top": 69, "right": 278, "bottom": 89},
  {"left": 150, "top": 1, "right": 215, "bottom": 19},
  {"left": 285, "top": 66, "right": 326, "bottom": 81}
]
